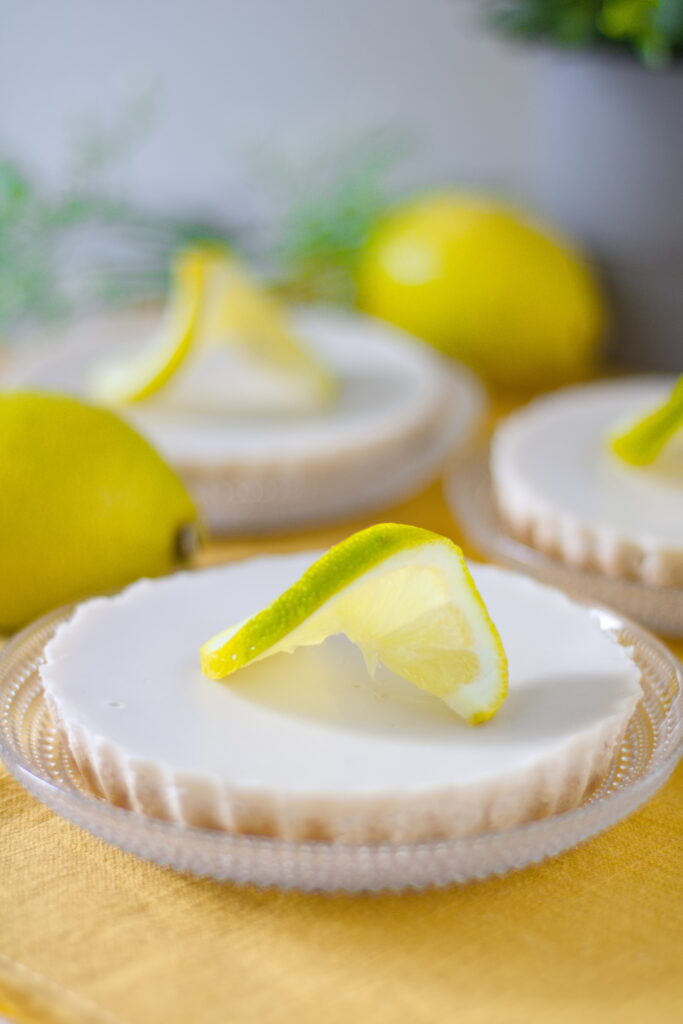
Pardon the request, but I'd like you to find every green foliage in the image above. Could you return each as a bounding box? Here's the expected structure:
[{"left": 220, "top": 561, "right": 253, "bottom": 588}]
[
  {"left": 491, "top": 0, "right": 683, "bottom": 66},
  {"left": 0, "top": 157, "right": 232, "bottom": 339},
  {"left": 0, "top": 100, "right": 235, "bottom": 340},
  {"left": 260, "top": 133, "right": 405, "bottom": 304},
  {"left": 0, "top": 111, "right": 401, "bottom": 340}
]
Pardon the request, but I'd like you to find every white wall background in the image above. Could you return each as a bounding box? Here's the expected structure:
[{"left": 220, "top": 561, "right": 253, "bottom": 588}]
[{"left": 0, "top": 0, "right": 535, "bottom": 219}]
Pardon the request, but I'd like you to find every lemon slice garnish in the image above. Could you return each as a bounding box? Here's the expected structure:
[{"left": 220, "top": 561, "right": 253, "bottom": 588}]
[
  {"left": 91, "top": 243, "right": 335, "bottom": 406},
  {"left": 200, "top": 524, "right": 508, "bottom": 724},
  {"left": 200, "top": 251, "right": 336, "bottom": 400},
  {"left": 90, "top": 248, "right": 204, "bottom": 404},
  {"left": 609, "top": 374, "right": 683, "bottom": 466}
]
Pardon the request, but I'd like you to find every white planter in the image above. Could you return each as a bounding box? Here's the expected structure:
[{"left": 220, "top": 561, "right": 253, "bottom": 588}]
[{"left": 532, "top": 49, "right": 683, "bottom": 370}]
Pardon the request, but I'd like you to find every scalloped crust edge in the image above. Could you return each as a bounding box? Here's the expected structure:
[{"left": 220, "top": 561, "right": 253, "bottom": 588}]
[
  {"left": 44, "top": 689, "right": 638, "bottom": 844},
  {"left": 491, "top": 425, "right": 683, "bottom": 590}
]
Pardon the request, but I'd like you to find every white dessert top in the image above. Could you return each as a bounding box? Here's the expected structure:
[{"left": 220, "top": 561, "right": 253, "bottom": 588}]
[
  {"left": 129, "top": 307, "right": 452, "bottom": 464},
  {"left": 5, "top": 306, "right": 468, "bottom": 467},
  {"left": 492, "top": 378, "right": 683, "bottom": 549},
  {"left": 40, "top": 555, "right": 641, "bottom": 795}
]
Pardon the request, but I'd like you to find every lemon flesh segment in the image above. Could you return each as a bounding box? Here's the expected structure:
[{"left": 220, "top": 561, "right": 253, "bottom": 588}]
[
  {"left": 609, "top": 374, "right": 683, "bottom": 466},
  {"left": 200, "top": 255, "right": 337, "bottom": 403},
  {"left": 89, "top": 250, "right": 204, "bottom": 404},
  {"left": 200, "top": 524, "right": 508, "bottom": 724}
]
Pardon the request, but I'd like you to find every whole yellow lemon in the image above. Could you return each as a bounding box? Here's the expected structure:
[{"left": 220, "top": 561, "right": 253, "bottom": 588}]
[
  {"left": 0, "top": 391, "right": 200, "bottom": 632},
  {"left": 357, "top": 194, "right": 606, "bottom": 389}
]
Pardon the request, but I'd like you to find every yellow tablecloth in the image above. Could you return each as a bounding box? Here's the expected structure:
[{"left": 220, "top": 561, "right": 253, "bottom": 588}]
[{"left": 1, "top": 480, "right": 682, "bottom": 1024}]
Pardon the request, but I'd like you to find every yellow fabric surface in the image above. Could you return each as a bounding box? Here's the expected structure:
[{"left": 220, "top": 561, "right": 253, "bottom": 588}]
[{"left": 1, "top": 480, "right": 682, "bottom": 1024}]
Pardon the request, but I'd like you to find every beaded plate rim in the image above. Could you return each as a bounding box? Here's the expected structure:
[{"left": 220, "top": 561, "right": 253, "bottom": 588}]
[{"left": 0, "top": 603, "right": 681, "bottom": 892}]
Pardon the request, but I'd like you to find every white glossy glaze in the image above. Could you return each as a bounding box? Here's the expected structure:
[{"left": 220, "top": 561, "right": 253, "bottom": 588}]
[
  {"left": 492, "top": 379, "right": 683, "bottom": 585},
  {"left": 41, "top": 558, "right": 641, "bottom": 797},
  {"left": 5, "top": 307, "right": 452, "bottom": 465}
]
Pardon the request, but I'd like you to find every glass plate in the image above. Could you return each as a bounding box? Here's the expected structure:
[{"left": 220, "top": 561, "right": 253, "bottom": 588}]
[
  {"left": 447, "top": 448, "right": 683, "bottom": 638},
  {"left": 0, "top": 606, "right": 681, "bottom": 893}
]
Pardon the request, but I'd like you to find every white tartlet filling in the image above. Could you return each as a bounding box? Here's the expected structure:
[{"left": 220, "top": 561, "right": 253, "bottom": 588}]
[
  {"left": 4, "top": 307, "right": 483, "bottom": 534},
  {"left": 5, "top": 307, "right": 455, "bottom": 465},
  {"left": 492, "top": 378, "right": 683, "bottom": 586},
  {"left": 130, "top": 308, "right": 450, "bottom": 464},
  {"left": 40, "top": 558, "right": 641, "bottom": 842}
]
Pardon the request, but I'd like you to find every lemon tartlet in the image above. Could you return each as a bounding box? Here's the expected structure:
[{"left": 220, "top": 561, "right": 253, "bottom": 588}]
[
  {"left": 5, "top": 306, "right": 483, "bottom": 533},
  {"left": 491, "top": 378, "right": 683, "bottom": 587},
  {"left": 40, "top": 556, "right": 641, "bottom": 844}
]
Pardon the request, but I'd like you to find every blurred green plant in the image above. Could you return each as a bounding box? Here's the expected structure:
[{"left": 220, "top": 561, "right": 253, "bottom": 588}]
[
  {"left": 263, "top": 132, "right": 405, "bottom": 304},
  {"left": 0, "top": 99, "right": 235, "bottom": 340},
  {"left": 0, "top": 110, "right": 402, "bottom": 340},
  {"left": 491, "top": 0, "right": 683, "bottom": 67},
  {"left": 0, "top": 160, "right": 164, "bottom": 333}
]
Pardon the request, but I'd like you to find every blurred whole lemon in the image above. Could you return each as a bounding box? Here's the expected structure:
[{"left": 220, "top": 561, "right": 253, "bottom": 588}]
[
  {"left": 357, "top": 194, "right": 605, "bottom": 389},
  {"left": 0, "top": 392, "right": 200, "bottom": 632}
]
